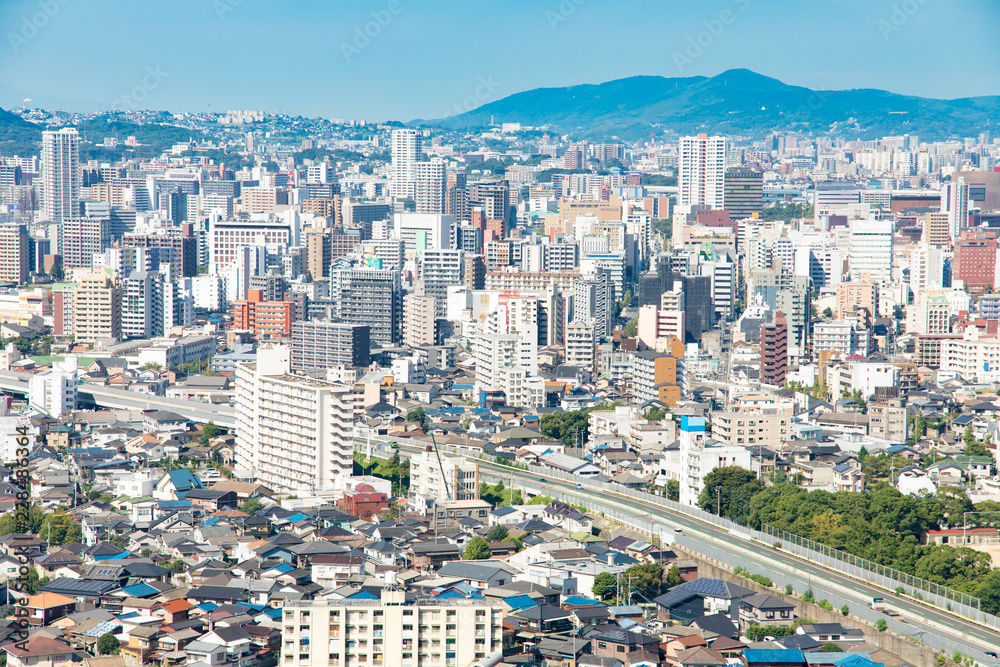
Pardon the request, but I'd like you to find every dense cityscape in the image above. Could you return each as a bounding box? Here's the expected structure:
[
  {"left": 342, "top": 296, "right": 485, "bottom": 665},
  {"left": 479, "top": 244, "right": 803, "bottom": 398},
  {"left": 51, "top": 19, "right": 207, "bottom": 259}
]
[{"left": 0, "top": 3, "right": 999, "bottom": 667}]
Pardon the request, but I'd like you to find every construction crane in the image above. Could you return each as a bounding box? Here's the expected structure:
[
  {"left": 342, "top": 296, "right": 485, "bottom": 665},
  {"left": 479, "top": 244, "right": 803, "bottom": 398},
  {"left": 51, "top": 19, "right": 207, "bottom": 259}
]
[{"left": 429, "top": 431, "right": 452, "bottom": 501}]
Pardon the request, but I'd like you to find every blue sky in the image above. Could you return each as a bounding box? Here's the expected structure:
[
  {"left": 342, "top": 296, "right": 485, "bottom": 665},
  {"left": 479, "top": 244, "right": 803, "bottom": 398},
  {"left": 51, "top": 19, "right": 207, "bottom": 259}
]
[{"left": 1, "top": 0, "right": 998, "bottom": 121}]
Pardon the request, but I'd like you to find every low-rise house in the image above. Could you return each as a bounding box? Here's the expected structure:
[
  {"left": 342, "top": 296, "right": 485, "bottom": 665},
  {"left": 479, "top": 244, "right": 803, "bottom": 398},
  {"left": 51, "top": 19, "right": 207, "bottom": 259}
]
[{"left": 737, "top": 593, "right": 795, "bottom": 630}]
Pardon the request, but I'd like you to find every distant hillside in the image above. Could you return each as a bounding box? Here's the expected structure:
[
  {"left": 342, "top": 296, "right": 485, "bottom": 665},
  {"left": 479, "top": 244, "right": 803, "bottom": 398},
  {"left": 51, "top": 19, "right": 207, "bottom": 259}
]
[
  {"left": 0, "top": 110, "right": 202, "bottom": 159},
  {"left": 0, "top": 107, "right": 42, "bottom": 156},
  {"left": 425, "top": 69, "right": 999, "bottom": 140}
]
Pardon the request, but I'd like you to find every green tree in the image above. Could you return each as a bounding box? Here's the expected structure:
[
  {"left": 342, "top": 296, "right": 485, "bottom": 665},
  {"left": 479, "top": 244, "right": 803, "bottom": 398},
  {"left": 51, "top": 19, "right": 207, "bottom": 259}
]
[
  {"left": 462, "top": 536, "right": 492, "bottom": 560},
  {"left": 164, "top": 559, "right": 187, "bottom": 572},
  {"left": 643, "top": 407, "right": 666, "bottom": 422},
  {"left": 822, "top": 307, "right": 833, "bottom": 319},
  {"left": 666, "top": 479, "right": 680, "bottom": 502},
  {"left": 965, "top": 426, "right": 988, "bottom": 457},
  {"left": 199, "top": 421, "right": 222, "bottom": 446},
  {"left": 592, "top": 572, "right": 617, "bottom": 600},
  {"left": 821, "top": 643, "right": 842, "bottom": 652},
  {"left": 406, "top": 408, "right": 428, "bottom": 431},
  {"left": 840, "top": 604, "right": 849, "bottom": 616},
  {"left": 97, "top": 633, "right": 121, "bottom": 655},
  {"left": 240, "top": 498, "right": 263, "bottom": 514},
  {"left": 697, "top": 466, "right": 764, "bottom": 524},
  {"left": 665, "top": 565, "right": 682, "bottom": 587},
  {"left": 624, "top": 318, "right": 638, "bottom": 337},
  {"left": 622, "top": 561, "right": 663, "bottom": 601},
  {"left": 977, "top": 569, "right": 1000, "bottom": 614},
  {"left": 875, "top": 618, "right": 887, "bottom": 632},
  {"left": 486, "top": 525, "right": 509, "bottom": 542},
  {"left": 539, "top": 409, "right": 593, "bottom": 447}
]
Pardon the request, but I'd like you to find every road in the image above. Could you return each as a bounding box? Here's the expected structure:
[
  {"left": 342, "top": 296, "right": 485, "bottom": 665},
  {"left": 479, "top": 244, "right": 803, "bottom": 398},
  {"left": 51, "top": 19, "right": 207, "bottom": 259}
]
[{"left": 376, "top": 439, "right": 1000, "bottom": 658}]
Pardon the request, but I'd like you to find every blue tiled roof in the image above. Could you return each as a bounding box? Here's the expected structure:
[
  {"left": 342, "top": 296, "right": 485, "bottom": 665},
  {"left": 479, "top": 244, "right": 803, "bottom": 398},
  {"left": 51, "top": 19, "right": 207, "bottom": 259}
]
[
  {"left": 562, "top": 595, "right": 601, "bottom": 607},
  {"left": 345, "top": 590, "right": 378, "bottom": 600},
  {"left": 94, "top": 551, "right": 130, "bottom": 561},
  {"left": 197, "top": 602, "right": 219, "bottom": 612},
  {"left": 120, "top": 582, "right": 158, "bottom": 598},
  {"left": 745, "top": 649, "right": 805, "bottom": 664},
  {"left": 167, "top": 469, "right": 203, "bottom": 491},
  {"left": 503, "top": 594, "right": 539, "bottom": 611},
  {"left": 84, "top": 620, "right": 122, "bottom": 637}
]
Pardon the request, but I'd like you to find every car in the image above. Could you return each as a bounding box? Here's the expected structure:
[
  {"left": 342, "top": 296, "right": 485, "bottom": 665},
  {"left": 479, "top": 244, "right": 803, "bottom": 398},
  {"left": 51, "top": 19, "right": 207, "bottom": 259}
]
[
  {"left": 538, "top": 477, "right": 546, "bottom": 483},
  {"left": 674, "top": 528, "right": 683, "bottom": 533},
  {"left": 575, "top": 483, "right": 582, "bottom": 489},
  {"left": 985, "top": 652, "right": 997, "bottom": 659}
]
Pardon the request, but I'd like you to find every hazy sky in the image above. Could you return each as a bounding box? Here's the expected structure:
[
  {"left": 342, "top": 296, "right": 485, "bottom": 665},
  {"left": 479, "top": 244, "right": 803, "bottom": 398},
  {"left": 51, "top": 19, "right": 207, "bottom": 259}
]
[{"left": 1, "top": 0, "right": 998, "bottom": 121}]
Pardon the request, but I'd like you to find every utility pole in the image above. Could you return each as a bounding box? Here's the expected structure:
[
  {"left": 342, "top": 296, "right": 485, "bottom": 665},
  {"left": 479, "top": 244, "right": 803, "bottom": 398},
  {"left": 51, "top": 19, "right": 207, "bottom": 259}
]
[{"left": 716, "top": 487, "right": 721, "bottom": 516}]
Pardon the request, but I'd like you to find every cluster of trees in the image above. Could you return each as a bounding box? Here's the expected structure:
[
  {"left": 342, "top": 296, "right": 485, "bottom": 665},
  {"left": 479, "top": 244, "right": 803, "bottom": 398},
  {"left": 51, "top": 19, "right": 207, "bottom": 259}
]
[
  {"left": 591, "top": 562, "right": 679, "bottom": 602},
  {"left": 760, "top": 203, "right": 814, "bottom": 222},
  {"left": 354, "top": 452, "right": 411, "bottom": 495},
  {"left": 479, "top": 481, "right": 523, "bottom": 508},
  {"left": 783, "top": 380, "right": 831, "bottom": 401},
  {"left": 539, "top": 409, "right": 593, "bottom": 447},
  {"left": 0, "top": 506, "right": 82, "bottom": 545},
  {"left": 406, "top": 408, "right": 429, "bottom": 431},
  {"left": 699, "top": 466, "right": 1000, "bottom": 610},
  {"left": 4, "top": 334, "right": 56, "bottom": 357}
]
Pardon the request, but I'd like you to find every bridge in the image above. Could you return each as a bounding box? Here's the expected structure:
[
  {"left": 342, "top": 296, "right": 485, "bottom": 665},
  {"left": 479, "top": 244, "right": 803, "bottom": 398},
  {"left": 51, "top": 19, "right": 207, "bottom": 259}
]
[{"left": 0, "top": 370, "right": 236, "bottom": 428}]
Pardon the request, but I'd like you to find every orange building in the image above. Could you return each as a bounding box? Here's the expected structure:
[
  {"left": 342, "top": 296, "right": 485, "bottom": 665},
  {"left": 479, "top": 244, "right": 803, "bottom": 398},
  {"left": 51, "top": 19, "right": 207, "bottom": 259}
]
[{"left": 233, "top": 289, "right": 295, "bottom": 338}]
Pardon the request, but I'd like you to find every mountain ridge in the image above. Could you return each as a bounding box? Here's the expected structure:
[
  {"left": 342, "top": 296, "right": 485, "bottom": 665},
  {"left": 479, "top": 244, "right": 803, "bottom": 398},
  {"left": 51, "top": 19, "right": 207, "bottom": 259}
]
[{"left": 422, "top": 69, "right": 999, "bottom": 140}]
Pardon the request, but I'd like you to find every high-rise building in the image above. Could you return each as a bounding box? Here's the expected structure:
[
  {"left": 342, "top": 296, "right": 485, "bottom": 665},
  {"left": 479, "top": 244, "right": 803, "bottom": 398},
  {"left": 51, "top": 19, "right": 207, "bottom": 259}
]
[
  {"left": 923, "top": 212, "right": 951, "bottom": 247},
  {"left": 420, "top": 249, "right": 463, "bottom": 319},
  {"left": 414, "top": 158, "right": 446, "bottom": 214},
  {"left": 467, "top": 180, "right": 510, "bottom": 228},
  {"left": 390, "top": 128, "right": 422, "bottom": 198},
  {"left": 290, "top": 321, "right": 370, "bottom": 371},
  {"left": 848, "top": 219, "right": 893, "bottom": 281},
  {"left": 633, "top": 350, "right": 682, "bottom": 407},
  {"left": 760, "top": 310, "right": 788, "bottom": 386},
  {"left": 943, "top": 177, "right": 970, "bottom": 241},
  {"left": 403, "top": 294, "right": 437, "bottom": 348},
  {"left": 73, "top": 273, "right": 122, "bottom": 344},
  {"left": 233, "top": 289, "right": 296, "bottom": 339},
  {"left": 723, "top": 167, "right": 763, "bottom": 219},
  {"left": 395, "top": 213, "right": 454, "bottom": 256},
  {"left": 0, "top": 224, "right": 28, "bottom": 284},
  {"left": 42, "top": 128, "right": 80, "bottom": 225},
  {"left": 573, "top": 271, "right": 613, "bottom": 337},
  {"left": 122, "top": 228, "right": 198, "bottom": 278},
  {"left": 678, "top": 134, "right": 727, "bottom": 209},
  {"left": 335, "top": 268, "right": 402, "bottom": 347},
  {"left": 953, "top": 229, "right": 999, "bottom": 290},
  {"left": 60, "top": 217, "right": 111, "bottom": 268},
  {"left": 410, "top": 449, "right": 480, "bottom": 501},
  {"left": 447, "top": 172, "right": 469, "bottom": 222},
  {"left": 281, "top": 593, "right": 504, "bottom": 667},
  {"left": 235, "top": 345, "right": 353, "bottom": 493},
  {"left": 122, "top": 270, "right": 171, "bottom": 340}
]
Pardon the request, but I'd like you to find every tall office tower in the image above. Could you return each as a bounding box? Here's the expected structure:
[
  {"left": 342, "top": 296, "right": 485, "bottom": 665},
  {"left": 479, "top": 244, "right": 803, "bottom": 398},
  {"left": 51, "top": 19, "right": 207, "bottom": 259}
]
[
  {"left": 0, "top": 224, "right": 28, "bottom": 284},
  {"left": 760, "top": 310, "right": 788, "bottom": 387},
  {"left": 943, "top": 177, "right": 970, "bottom": 242},
  {"left": 909, "top": 243, "right": 945, "bottom": 293},
  {"left": 464, "top": 253, "right": 486, "bottom": 290},
  {"left": 394, "top": 213, "right": 454, "bottom": 256},
  {"left": 122, "top": 228, "right": 198, "bottom": 278},
  {"left": 403, "top": 293, "right": 437, "bottom": 348},
  {"left": 457, "top": 225, "right": 483, "bottom": 255},
  {"left": 923, "top": 212, "right": 951, "bottom": 247},
  {"left": 420, "top": 249, "right": 463, "bottom": 318},
  {"left": 72, "top": 273, "right": 122, "bottom": 344},
  {"left": 41, "top": 128, "right": 80, "bottom": 224},
  {"left": 60, "top": 217, "right": 111, "bottom": 268},
  {"left": 467, "top": 180, "right": 510, "bottom": 228},
  {"left": 677, "top": 134, "right": 727, "bottom": 209},
  {"left": 954, "top": 229, "right": 999, "bottom": 290},
  {"left": 390, "top": 128, "right": 422, "bottom": 198},
  {"left": 290, "top": 321, "right": 370, "bottom": 371},
  {"left": 121, "top": 270, "right": 170, "bottom": 339},
  {"left": 573, "top": 271, "right": 613, "bottom": 337},
  {"left": 848, "top": 220, "right": 894, "bottom": 281},
  {"left": 335, "top": 268, "right": 402, "bottom": 347},
  {"left": 447, "top": 171, "right": 469, "bottom": 221},
  {"left": 723, "top": 167, "right": 763, "bottom": 219},
  {"left": 414, "top": 158, "right": 446, "bottom": 214},
  {"left": 235, "top": 345, "right": 353, "bottom": 493}
]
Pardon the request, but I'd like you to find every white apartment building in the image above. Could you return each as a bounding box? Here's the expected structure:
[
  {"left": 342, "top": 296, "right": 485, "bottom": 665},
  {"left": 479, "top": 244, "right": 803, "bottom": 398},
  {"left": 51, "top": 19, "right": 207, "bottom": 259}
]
[
  {"left": 234, "top": 345, "right": 353, "bottom": 493},
  {"left": 848, "top": 219, "right": 893, "bottom": 281},
  {"left": 28, "top": 357, "right": 78, "bottom": 418},
  {"left": 410, "top": 450, "right": 479, "bottom": 502},
  {"left": 395, "top": 213, "right": 455, "bottom": 256},
  {"left": 939, "top": 326, "right": 1000, "bottom": 384},
  {"left": 812, "top": 319, "right": 872, "bottom": 357},
  {"left": 208, "top": 217, "right": 294, "bottom": 270},
  {"left": 636, "top": 304, "right": 684, "bottom": 351},
  {"left": 282, "top": 593, "right": 503, "bottom": 667},
  {"left": 564, "top": 320, "right": 596, "bottom": 371},
  {"left": 473, "top": 330, "right": 540, "bottom": 407},
  {"left": 390, "top": 128, "right": 422, "bottom": 198},
  {"left": 678, "top": 134, "right": 727, "bottom": 209},
  {"left": 42, "top": 128, "right": 80, "bottom": 225}
]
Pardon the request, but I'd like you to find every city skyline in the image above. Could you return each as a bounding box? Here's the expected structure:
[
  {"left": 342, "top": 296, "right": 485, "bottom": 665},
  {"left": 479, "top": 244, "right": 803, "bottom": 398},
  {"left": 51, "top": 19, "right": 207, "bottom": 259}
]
[{"left": 1, "top": 0, "right": 999, "bottom": 121}]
